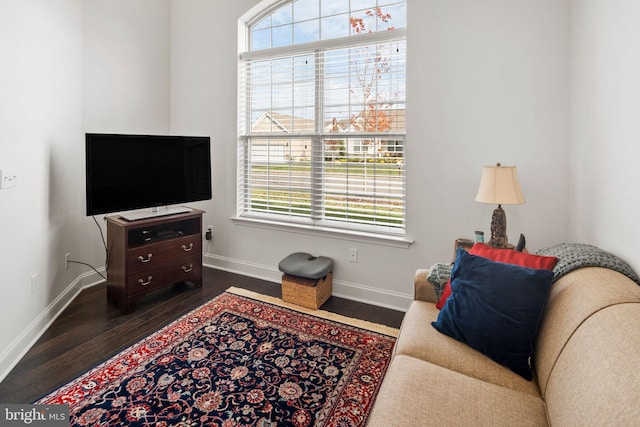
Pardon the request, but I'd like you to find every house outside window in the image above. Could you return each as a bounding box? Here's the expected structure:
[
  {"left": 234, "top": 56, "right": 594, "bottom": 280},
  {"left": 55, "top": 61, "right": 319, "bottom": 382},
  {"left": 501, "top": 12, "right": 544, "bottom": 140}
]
[{"left": 238, "top": 0, "right": 407, "bottom": 236}]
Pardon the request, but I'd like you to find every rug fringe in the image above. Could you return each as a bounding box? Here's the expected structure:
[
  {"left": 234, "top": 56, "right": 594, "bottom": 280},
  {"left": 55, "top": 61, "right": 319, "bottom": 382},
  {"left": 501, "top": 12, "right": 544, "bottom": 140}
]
[{"left": 226, "top": 287, "right": 399, "bottom": 338}]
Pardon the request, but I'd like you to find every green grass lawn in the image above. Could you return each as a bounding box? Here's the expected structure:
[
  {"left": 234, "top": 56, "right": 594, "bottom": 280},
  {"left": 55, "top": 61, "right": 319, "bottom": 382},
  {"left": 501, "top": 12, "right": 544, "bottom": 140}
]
[
  {"left": 249, "top": 189, "right": 404, "bottom": 227},
  {"left": 251, "top": 161, "right": 403, "bottom": 176},
  {"left": 248, "top": 160, "right": 405, "bottom": 227}
]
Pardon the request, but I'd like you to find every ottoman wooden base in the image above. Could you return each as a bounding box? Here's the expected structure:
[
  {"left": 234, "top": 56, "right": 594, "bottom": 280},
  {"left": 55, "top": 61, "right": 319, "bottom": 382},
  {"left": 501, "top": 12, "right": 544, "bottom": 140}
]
[{"left": 281, "top": 272, "right": 333, "bottom": 309}]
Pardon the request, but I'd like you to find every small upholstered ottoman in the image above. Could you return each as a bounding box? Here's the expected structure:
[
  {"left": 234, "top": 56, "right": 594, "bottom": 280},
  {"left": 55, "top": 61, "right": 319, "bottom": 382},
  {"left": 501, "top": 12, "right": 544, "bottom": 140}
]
[{"left": 278, "top": 252, "right": 333, "bottom": 309}]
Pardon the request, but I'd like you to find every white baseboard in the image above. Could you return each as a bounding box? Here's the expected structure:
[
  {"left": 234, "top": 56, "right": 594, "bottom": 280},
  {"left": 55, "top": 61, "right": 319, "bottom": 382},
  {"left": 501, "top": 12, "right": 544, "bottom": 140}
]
[
  {"left": 1, "top": 256, "right": 411, "bottom": 384},
  {"left": 0, "top": 269, "right": 105, "bottom": 385},
  {"left": 203, "top": 253, "right": 412, "bottom": 312}
]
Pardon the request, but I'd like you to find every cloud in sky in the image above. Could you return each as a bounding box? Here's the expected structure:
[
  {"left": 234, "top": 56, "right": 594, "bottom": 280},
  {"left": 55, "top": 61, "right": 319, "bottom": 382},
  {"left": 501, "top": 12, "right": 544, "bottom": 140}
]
[{"left": 251, "top": 0, "right": 406, "bottom": 50}]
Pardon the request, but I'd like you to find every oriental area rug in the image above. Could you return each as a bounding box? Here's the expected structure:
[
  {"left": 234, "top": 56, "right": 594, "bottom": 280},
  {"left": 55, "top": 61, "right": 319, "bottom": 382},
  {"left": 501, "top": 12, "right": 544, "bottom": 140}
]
[{"left": 36, "top": 287, "right": 398, "bottom": 427}]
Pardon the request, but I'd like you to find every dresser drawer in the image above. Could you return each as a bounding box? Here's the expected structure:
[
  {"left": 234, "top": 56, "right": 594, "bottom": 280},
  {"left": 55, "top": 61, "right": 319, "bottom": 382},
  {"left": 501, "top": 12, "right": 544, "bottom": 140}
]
[
  {"left": 127, "top": 235, "right": 201, "bottom": 273},
  {"left": 106, "top": 210, "right": 204, "bottom": 314},
  {"left": 127, "top": 255, "right": 202, "bottom": 296}
]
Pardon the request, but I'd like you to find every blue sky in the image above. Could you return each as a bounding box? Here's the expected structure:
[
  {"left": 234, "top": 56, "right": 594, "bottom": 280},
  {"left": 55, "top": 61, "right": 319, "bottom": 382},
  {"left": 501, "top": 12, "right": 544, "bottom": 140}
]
[
  {"left": 247, "top": 0, "right": 407, "bottom": 126},
  {"left": 251, "top": 0, "right": 407, "bottom": 50}
]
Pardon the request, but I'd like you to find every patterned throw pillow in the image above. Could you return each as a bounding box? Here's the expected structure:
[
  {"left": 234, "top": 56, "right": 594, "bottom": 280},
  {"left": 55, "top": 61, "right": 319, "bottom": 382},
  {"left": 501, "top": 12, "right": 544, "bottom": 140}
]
[{"left": 427, "top": 263, "right": 453, "bottom": 300}]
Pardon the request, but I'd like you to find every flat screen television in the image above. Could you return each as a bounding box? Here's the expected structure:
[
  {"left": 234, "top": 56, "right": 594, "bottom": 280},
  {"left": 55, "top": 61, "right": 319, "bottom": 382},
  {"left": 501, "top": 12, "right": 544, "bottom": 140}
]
[{"left": 85, "top": 133, "right": 212, "bottom": 219}]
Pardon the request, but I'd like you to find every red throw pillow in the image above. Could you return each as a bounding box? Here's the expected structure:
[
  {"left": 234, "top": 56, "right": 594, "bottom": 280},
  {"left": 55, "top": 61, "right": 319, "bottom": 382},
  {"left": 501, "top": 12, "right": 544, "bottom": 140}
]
[
  {"left": 469, "top": 243, "right": 559, "bottom": 270},
  {"left": 435, "top": 243, "right": 558, "bottom": 309}
]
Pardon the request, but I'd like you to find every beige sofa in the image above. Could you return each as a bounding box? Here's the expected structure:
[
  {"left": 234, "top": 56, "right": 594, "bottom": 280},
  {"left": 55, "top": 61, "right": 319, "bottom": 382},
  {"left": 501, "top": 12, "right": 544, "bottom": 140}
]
[{"left": 367, "top": 266, "right": 640, "bottom": 426}]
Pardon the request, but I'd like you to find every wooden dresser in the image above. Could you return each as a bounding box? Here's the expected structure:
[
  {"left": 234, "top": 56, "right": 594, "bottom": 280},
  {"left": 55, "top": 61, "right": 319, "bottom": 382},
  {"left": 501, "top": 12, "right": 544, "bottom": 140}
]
[{"left": 105, "top": 209, "right": 203, "bottom": 314}]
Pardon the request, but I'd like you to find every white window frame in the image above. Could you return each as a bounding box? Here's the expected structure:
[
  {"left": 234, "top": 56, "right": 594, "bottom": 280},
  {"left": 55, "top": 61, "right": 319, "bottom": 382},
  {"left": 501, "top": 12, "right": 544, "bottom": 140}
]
[{"left": 237, "top": 1, "right": 408, "bottom": 241}]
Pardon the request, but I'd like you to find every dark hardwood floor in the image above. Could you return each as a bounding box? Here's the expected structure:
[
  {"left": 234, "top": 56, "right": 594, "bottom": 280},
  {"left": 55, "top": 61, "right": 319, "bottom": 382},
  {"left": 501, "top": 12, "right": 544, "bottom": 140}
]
[{"left": 0, "top": 267, "right": 404, "bottom": 403}]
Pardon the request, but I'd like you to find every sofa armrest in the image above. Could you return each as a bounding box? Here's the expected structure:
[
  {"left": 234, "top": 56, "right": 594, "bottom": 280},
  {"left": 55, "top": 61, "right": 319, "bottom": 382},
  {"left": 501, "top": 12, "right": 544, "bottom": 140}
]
[{"left": 414, "top": 269, "right": 438, "bottom": 303}]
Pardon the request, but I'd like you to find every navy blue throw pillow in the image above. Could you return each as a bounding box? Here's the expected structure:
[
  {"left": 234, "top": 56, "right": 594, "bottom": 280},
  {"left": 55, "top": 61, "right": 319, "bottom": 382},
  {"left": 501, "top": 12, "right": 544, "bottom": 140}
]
[{"left": 432, "top": 249, "right": 554, "bottom": 380}]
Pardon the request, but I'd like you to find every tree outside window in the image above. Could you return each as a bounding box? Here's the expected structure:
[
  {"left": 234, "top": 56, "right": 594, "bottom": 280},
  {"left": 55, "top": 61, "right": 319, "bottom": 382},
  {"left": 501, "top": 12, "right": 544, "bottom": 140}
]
[{"left": 239, "top": 0, "right": 407, "bottom": 234}]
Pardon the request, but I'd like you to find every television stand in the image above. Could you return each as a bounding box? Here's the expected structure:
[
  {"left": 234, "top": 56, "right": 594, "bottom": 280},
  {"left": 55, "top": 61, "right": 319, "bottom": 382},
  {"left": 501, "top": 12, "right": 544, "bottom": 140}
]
[
  {"left": 105, "top": 209, "right": 203, "bottom": 314},
  {"left": 120, "top": 206, "right": 193, "bottom": 221}
]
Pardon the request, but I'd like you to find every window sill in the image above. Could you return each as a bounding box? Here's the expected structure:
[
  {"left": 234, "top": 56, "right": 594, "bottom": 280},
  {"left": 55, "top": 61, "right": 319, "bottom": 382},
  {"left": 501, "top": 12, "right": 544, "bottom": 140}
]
[{"left": 231, "top": 216, "right": 413, "bottom": 248}]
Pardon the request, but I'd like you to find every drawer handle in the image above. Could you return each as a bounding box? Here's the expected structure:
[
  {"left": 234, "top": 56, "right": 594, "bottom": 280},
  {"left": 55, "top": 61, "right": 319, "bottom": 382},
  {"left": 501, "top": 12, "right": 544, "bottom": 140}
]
[
  {"left": 138, "top": 254, "right": 153, "bottom": 263},
  {"left": 182, "top": 264, "right": 193, "bottom": 273},
  {"left": 182, "top": 243, "right": 194, "bottom": 252},
  {"left": 138, "top": 276, "right": 152, "bottom": 286}
]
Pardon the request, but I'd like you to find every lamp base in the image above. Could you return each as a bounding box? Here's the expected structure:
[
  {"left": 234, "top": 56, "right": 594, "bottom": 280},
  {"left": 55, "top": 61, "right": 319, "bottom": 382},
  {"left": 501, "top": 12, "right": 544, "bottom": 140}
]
[{"left": 488, "top": 204, "right": 508, "bottom": 248}]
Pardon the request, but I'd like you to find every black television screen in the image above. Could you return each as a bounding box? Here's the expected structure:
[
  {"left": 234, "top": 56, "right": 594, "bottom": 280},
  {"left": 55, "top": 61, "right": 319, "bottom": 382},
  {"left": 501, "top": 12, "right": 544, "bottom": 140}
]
[{"left": 85, "top": 133, "right": 212, "bottom": 217}]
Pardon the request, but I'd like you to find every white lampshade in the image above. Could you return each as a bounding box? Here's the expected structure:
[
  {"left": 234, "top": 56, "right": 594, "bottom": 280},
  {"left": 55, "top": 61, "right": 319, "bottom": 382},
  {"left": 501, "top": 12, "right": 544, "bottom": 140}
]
[{"left": 475, "top": 164, "right": 525, "bottom": 205}]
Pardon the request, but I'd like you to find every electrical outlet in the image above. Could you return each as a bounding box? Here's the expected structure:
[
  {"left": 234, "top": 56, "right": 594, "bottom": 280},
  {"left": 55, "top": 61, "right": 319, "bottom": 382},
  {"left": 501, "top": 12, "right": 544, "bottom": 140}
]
[
  {"left": 205, "top": 225, "right": 213, "bottom": 241},
  {"left": 0, "top": 168, "right": 18, "bottom": 189},
  {"left": 349, "top": 248, "right": 358, "bottom": 263},
  {"left": 65, "top": 253, "right": 70, "bottom": 270}
]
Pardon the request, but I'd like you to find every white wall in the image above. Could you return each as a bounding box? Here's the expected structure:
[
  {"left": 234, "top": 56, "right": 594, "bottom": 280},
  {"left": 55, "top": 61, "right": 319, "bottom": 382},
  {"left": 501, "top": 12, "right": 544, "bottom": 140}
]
[
  {"left": 570, "top": 0, "right": 640, "bottom": 273},
  {"left": 0, "top": 0, "right": 84, "bottom": 376},
  {"left": 83, "top": 0, "right": 171, "bottom": 133},
  {"left": 171, "top": 0, "right": 571, "bottom": 309},
  {"left": 0, "top": 0, "right": 173, "bottom": 381}
]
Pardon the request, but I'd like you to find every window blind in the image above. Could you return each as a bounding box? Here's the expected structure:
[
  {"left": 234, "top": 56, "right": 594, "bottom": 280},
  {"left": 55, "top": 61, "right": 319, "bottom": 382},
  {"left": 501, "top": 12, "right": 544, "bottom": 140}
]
[{"left": 238, "top": 8, "right": 406, "bottom": 236}]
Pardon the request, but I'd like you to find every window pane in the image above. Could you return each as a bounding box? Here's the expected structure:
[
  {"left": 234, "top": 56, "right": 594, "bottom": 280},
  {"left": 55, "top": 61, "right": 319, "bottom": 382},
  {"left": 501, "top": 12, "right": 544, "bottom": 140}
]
[
  {"left": 293, "top": 108, "right": 316, "bottom": 132},
  {"left": 252, "top": 28, "right": 271, "bottom": 50},
  {"left": 294, "top": 0, "right": 319, "bottom": 21},
  {"left": 248, "top": 137, "right": 313, "bottom": 218},
  {"left": 272, "top": 84, "right": 293, "bottom": 110},
  {"left": 293, "top": 80, "right": 315, "bottom": 107},
  {"left": 351, "top": 0, "right": 377, "bottom": 11},
  {"left": 253, "top": 15, "right": 271, "bottom": 30},
  {"left": 350, "top": 6, "right": 398, "bottom": 35},
  {"left": 321, "top": 13, "right": 349, "bottom": 40},
  {"left": 321, "top": 0, "right": 349, "bottom": 16},
  {"left": 384, "top": 3, "right": 407, "bottom": 29},
  {"left": 272, "top": 3, "right": 293, "bottom": 25},
  {"left": 292, "top": 55, "right": 314, "bottom": 110},
  {"left": 324, "top": 42, "right": 406, "bottom": 135},
  {"left": 323, "top": 137, "right": 404, "bottom": 228},
  {"left": 323, "top": 109, "right": 351, "bottom": 134},
  {"left": 294, "top": 20, "right": 320, "bottom": 44},
  {"left": 272, "top": 24, "right": 292, "bottom": 48}
]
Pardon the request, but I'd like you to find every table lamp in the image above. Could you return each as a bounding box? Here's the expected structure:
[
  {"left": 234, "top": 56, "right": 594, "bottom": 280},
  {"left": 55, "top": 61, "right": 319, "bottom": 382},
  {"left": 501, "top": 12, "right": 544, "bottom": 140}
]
[{"left": 475, "top": 163, "right": 525, "bottom": 248}]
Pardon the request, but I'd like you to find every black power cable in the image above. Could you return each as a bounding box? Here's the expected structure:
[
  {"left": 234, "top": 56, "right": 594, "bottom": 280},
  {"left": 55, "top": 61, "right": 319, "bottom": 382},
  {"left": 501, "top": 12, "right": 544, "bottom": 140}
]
[{"left": 65, "top": 216, "right": 108, "bottom": 281}]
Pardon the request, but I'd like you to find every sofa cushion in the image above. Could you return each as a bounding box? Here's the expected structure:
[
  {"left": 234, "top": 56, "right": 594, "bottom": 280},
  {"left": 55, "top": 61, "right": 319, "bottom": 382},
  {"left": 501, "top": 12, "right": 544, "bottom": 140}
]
[
  {"left": 544, "top": 303, "right": 640, "bottom": 425},
  {"left": 432, "top": 249, "right": 554, "bottom": 380},
  {"left": 367, "top": 355, "right": 549, "bottom": 427},
  {"left": 534, "top": 267, "right": 640, "bottom": 396},
  {"left": 395, "top": 300, "right": 541, "bottom": 396},
  {"left": 436, "top": 243, "right": 557, "bottom": 309}
]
